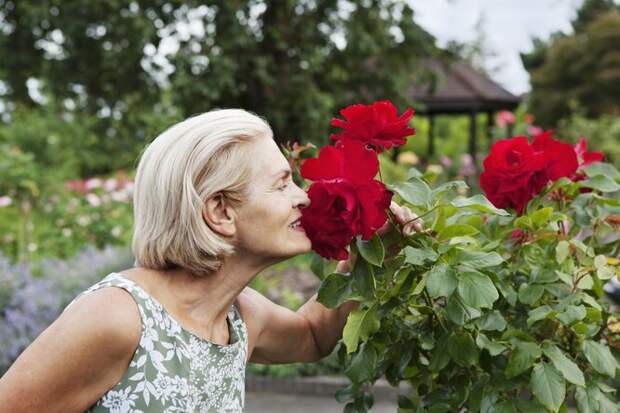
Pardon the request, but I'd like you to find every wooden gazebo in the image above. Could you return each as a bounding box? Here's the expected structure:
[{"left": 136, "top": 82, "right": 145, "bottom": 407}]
[{"left": 410, "top": 58, "right": 521, "bottom": 159}]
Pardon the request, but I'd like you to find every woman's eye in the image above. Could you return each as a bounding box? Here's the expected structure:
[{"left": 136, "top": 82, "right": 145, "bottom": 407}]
[{"left": 278, "top": 183, "right": 289, "bottom": 191}]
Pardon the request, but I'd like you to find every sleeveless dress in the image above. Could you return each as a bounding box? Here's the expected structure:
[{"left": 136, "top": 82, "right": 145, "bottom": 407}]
[{"left": 66, "top": 272, "right": 248, "bottom": 413}]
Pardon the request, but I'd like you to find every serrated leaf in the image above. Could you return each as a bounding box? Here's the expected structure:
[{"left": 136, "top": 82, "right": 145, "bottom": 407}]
[
  {"left": 351, "top": 258, "right": 375, "bottom": 300},
  {"left": 356, "top": 235, "right": 384, "bottom": 267},
  {"left": 458, "top": 271, "right": 499, "bottom": 309},
  {"left": 542, "top": 343, "right": 585, "bottom": 386},
  {"left": 403, "top": 246, "right": 438, "bottom": 266},
  {"left": 556, "top": 305, "right": 586, "bottom": 325},
  {"left": 505, "top": 342, "right": 542, "bottom": 378},
  {"left": 580, "top": 175, "right": 620, "bottom": 192},
  {"left": 437, "top": 224, "right": 479, "bottom": 241},
  {"left": 445, "top": 293, "right": 481, "bottom": 325},
  {"left": 582, "top": 340, "right": 618, "bottom": 377},
  {"left": 584, "top": 162, "right": 620, "bottom": 180},
  {"left": 426, "top": 264, "right": 457, "bottom": 298},
  {"left": 447, "top": 331, "right": 479, "bottom": 367},
  {"left": 575, "top": 385, "right": 601, "bottom": 413},
  {"left": 476, "top": 333, "right": 507, "bottom": 356},
  {"left": 518, "top": 283, "right": 545, "bottom": 305},
  {"left": 342, "top": 306, "right": 380, "bottom": 353},
  {"left": 527, "top": 305, "right": 554, "bottom": 327},
  {"left": 318, "top": 272, "right": 354, "bottom": 308},
  {"left": 432, "top": 180, "right": 469, "bottom": 199},
  {"left": 345, "top": 342, "right": 377, "bottom": 383},
  {"left": 451, "top": 194, "right": 510, "bottom": 216},
  {"left": 390, "top": 178, "right": 432, "bottom": 207},
  {"left": 456, "top": 250, "right": 504, "bottom": 268},
  {"left": 530, "top": 362, "right": 565, "bottom": 412},
  {"left": 476, "top": 310, "right": 507, "bottom": 331},
  {"left": 429, "top": 332, "right": 451, "bottom": 372}
]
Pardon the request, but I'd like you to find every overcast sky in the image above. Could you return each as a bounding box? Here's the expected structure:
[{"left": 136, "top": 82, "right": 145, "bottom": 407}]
[{"left": 409, "top": 0, "right": 584, "bottom": 95}]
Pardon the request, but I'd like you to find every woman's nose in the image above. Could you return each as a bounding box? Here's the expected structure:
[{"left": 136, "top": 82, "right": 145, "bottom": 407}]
[{"left": 294, "top": 185, "right": 310, "bottom": 208}]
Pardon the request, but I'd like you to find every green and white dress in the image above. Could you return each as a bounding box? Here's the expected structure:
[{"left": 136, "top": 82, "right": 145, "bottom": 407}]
[{"left": 67, "top": 272, "right": 248, "bottom": 413}]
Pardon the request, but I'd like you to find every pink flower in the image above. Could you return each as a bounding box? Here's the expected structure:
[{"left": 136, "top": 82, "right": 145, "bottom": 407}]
[{"left": 496, "top": 111, "right": 516, "bottom": 128}]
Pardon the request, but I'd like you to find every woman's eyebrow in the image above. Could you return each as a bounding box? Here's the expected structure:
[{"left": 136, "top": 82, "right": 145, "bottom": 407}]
[{"left": 272, "top": 169, "right": 292, "bottom": 181}]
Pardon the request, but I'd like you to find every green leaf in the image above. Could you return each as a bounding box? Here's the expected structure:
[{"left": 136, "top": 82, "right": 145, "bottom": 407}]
[
  {"left": 476, "top": 333, "right": 507, "bottom": 356},
  {"left": 575, "top": 385, "right": 601, "bottom": 413},
  {"left": 403, "top": 246, "right": 438, "bottom": 266},
  {"left": 447, "top": 331, "right": 479, "bottom": 367},
  {"left": 345, "top": 342, "right": 377, "bottom": 383},
  {"left": 426, "top": 264, "right": 458, "bottom": 298},
  {"left": 555, "top": 241, "right": 570, "bottom": 264},
  {"left": 530, "top": 362, "right": 566, "bottom": 413},
  {"left": 429, "top": 333, "right": 451, "bottom": 372},
  {"left": 530, "top": 207, "right": 554, "bottom": 227},
  {"left": 456, "top": 250, "right": 504, "bottom": 268},
  {"left": 542, "top": 344, "right": 585, "bottom": 386},
  {"left": 342, "top": 306, "right": 380, "bottom": 353},
  {"left": 518, "top": 284, "right": 545, "bottom": 305},
  {"left": 582, "top": 340, "right": 618, "bottom": 377},
  {"left": 351, "top": 258, "right": 375, "bottom": 300},
  {"left": 390, "top": 178, "right": 432, "bottom": 208},
  {"left": 556, "top": 305, "right": 586, "bottom": 325},
  {"left": 505, "top": 342, "right": 542, "bottom": 378},
  {"left": 450, "top": 194, "right": 510, "bottom": 216},
  {"left": 445, "top": 293, "right": 481, "bottom": 325},
  {"left": 356, "top": 235, "right": 384, "bottom": 267},
  {"left": 432, "top": 180, "right": 469, "bottom": 200},
  {"left": 476, "top": 310, "right": 507, "bottom": 331},
  {"left": 527, "top": 305, "right": 554, "bottom": 327},
  {"left": 584, "top": 162, "right": 620, "bottom": 180},
  {"left": 458, "top": 271, "right": 499, "bottom": 309},
  {"left": 580, "top": 175, "right": 620, "bottom": 192},
  {"left": 317, "top": 272, "right": 354, "bottom": 308},
  {"left": 437, "top": 224, "right": 479, "bottom": 241}
]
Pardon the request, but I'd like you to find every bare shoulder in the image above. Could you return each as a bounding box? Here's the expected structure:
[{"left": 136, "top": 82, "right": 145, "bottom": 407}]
[
  {"left": 0, "top": 286, "right": 142, "bottom": 411},
  {"left": 64, "top": 286, "right": 142, "bottom": 346}
]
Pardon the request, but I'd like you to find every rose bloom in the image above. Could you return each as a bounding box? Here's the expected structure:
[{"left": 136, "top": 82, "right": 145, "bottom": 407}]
[
  {"left": 531, "top": 131, "right": 578, "bottom": 181},
  {"left": 330, "top": 100, "right": 415, "bottom": 151},
  {"left": 480, "top": 136, "right": 548, "bottom": 215},
  {"left": 300, "top": 140, "right": 392, "bottom": 259}
]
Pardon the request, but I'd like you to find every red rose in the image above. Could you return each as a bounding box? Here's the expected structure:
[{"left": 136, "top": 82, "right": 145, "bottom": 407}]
[
  {"left": 300, "top": 139, "right": 379, "bottom": 186},
  {"left": 300, "top": 182, "right": 358, "bottom": 260},
  {"left": 300, "top": 140, "right": 393, "bottom": 259},
  {"left": 480, "top": 136, "right": 548, "bottom": 215},
  {"left": 531, "top": 131, "right": 579, "bottom": 181},
  {"left": 330, "top": 100, "right": 415, "bottom": 152}
]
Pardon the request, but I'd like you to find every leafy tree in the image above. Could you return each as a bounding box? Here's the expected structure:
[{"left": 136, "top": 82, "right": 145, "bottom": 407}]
[
  {"left": 0, "top": 0, "right": 436, "bottom": 175},
  {"left": 521, "top": 1, "right": 620, "bottom": 126}
]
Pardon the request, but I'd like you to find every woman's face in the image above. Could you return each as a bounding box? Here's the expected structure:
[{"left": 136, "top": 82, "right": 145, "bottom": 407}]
[{"left": 233, "top": 137, "right": 312, "bottom": 262}]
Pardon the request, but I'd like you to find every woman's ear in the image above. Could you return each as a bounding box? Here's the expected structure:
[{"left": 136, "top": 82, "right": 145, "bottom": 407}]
[{"left": 202, "top": 193, "right": 236, "bottom": 237}]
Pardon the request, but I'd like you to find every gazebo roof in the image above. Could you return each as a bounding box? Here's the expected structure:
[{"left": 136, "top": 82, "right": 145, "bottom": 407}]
[{"left": 411, "top": 58, "right": 521, "bottom": 114}]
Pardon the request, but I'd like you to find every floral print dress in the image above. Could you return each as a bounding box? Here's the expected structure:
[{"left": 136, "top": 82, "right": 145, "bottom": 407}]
[{"left": 66, "top": 272, "right": 248, "bottom": 413}]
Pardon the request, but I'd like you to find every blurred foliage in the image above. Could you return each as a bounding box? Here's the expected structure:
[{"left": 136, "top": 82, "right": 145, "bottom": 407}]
[
  {"left": 521, "top": 0, "right": 620, "bottom": 127},
  {"left": 0, "top": 0, "right": 436, "bottom": 176}
]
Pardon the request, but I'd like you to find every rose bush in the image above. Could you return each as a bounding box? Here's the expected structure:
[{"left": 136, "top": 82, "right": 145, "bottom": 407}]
[{"left": 303, "top": 101, "right": 620, "bottom": 412}]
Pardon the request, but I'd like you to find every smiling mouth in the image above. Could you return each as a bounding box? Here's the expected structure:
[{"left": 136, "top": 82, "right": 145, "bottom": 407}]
[{"left": 289, "top": 219, "right": 302, "bottom": 229}]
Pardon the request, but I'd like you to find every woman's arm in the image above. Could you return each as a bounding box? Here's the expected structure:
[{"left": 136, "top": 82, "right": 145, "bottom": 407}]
[
  {"left": 246, "top": 202, "right": 423, "bottom": 364},
  {"left": 0, "top": 287, "right": 141, "bottom": 413}
]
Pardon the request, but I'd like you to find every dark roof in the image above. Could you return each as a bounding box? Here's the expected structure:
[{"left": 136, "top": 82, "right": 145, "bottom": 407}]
[{"left": 411, "top": 58, "right": 521, "bottom": 114}]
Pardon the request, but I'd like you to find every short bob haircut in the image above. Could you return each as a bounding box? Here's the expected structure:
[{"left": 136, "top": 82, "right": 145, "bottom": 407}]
[{"left": 132, "top": 109, "right": 273, "bottom": 276}]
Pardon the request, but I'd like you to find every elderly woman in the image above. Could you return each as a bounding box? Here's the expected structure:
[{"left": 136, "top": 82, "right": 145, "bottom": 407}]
[{"left": 0, "top": 109, "right": 421, "bottom": 412}]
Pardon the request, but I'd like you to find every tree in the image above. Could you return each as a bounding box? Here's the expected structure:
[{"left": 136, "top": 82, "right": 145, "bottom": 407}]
[
  {"left": 521, "top": 0, "right": 620, "bottom": 126},
  {"left": 0, "top": 1, "right": 436, "bottom": 175}
]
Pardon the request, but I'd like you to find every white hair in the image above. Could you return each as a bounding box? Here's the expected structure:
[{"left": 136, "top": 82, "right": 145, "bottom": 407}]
[{"left": 132, "top": 109, "right": 273, "bottom": 276}]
